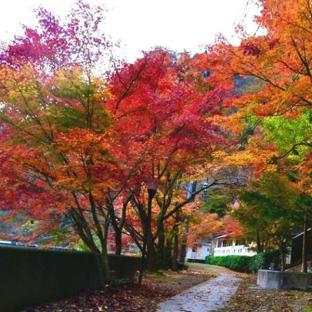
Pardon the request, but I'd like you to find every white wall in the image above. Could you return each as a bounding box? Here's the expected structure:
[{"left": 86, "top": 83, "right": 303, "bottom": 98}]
[{"left": 187, "top": 244, "right": 211, "bottom": 261}]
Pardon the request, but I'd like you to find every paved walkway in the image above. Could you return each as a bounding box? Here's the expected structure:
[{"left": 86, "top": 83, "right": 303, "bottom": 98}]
[{"left": 157, "top": 274, "right": 240, "bottom": 312}]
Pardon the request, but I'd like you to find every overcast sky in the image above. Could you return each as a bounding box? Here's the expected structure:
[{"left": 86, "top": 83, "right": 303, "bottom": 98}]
[{"left": 0, "top": 0, "right": 261, "bottom": 61}]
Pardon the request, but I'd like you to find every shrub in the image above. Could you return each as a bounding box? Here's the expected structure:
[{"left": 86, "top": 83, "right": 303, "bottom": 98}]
[
  {"left": 206, "top": 250, "right": 281, "bottom": 273},
  {"left": 206, "top": 255, "right": 252, "bottom": 272},
  {"left": 248, "top": 250, "right": 280, "bottom": 272},
  {"left": 248, "top": 253, "right": 264, "bottom": 272}
]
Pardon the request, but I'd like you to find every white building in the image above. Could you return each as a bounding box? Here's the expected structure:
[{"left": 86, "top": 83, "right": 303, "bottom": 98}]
[
  {"left": 187, "top": 234, "right": 256, "bottom": 261},
  {"left": 186, "top": 242, "right": 212, "bottom": 261},
  {"left": 212, "top": 234, "right": 256, "bottom": 257}
]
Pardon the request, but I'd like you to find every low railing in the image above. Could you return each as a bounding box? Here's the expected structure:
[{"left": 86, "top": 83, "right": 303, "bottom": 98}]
[{"left": 213, "top": 245, "right": 256, "bottom": 257}]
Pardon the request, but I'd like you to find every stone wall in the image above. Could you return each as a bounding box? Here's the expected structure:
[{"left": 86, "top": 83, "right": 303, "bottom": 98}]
[{"left": 257, "top": 269, "right": 312, "bottom": 290}]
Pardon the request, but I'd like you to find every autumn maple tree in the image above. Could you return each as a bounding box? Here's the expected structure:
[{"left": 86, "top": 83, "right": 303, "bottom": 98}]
[
  {"left": 104, "top": 48, "right": 235, "bottom": 273},
  {"left": 191, "top": 0, "right": 312, "bottom": 272},
  {"left": 0, "top": 1, "right": 117, "bottom": 282},
  {"left": 0, "top": 0, "right": 237, "bottom": 284}
]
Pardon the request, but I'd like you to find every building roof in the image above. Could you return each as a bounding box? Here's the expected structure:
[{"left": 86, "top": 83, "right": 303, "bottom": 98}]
[{"left": 214, "top": 234, "right": 229, "bottom": 239}]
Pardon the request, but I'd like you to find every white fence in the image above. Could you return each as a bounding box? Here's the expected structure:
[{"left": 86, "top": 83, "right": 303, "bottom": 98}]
[{"left": 213, "top": 245, "right": 256, "bottom": 257}]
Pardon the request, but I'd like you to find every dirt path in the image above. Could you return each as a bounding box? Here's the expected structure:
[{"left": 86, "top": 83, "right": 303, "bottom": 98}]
[{"left": 156, "top": 273, "right": 240, "bottom": 312}]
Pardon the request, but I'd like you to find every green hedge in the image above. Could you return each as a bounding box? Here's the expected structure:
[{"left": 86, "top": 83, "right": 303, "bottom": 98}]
[
  {"left": 0, "top": 246, "right": 140, "bottom": 312},
  {"left": 206, "top": 250, "right": 280, "bottom": 273},
  {"left": 249, "top": 250, "right": 280, "bottom": 271},
  {"left": 206, "top": 255, "right": 252, "bottom": 272}
]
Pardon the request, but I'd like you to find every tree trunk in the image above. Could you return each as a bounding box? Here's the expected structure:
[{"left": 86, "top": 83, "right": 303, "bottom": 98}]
[
  {"left": 100, "top": 220, "right": 111, "bottom": 283},
  {"left": 302, "top": 211, "right": 308, "bottom": 272},
  {"left": 172, "top": 210, "right": 180, "bottom": 270},
  {"left": 156, "top": 215, "right": 166, "bottom": 268},
  {"left": 101, "top": 251, "right": 110, "bottom": 282},
  {"left": 70, "top": 209, "right": 111, "bottom": 285},
  {"left": 139, "top": 190, "right": 155, "bottom": 284},
  {"left": 179, "top": 217, "right": 189, "bottom": 264},
  {"left": 146, "top": 233, "right": 157, "bottom": 270},
  {"left": 256, "top": 229, "right": 262, "bottom": 253},
  {"left": 115, "top": 228, "right": 122, "bottom": 256},
  {"left": 280, "top": 243, "right": 286, "bottom": 272},
  {"left": 96, "top": 249, "right": 110, "bottom": 285},
  {"left": 281, "top": 253, "right": 285, "bottom": 271},
  {"left": 165, "top": 237, "right": 173, "bottom": 268}
]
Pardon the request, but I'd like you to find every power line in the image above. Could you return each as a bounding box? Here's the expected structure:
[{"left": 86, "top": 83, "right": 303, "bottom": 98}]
[
  {"left": 231, "top": 0, "right": 257, "bottom": 41},
  {"left": 239, "top": 0, "right": 252, "bottom": 26}
]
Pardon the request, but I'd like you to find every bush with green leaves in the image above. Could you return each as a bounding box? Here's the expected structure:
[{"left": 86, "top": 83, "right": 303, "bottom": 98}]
[
  {"left": 248, "top": 250, "right": 280, "bottom": 272},
  {"left": 206, "top": 250, "right": 281, "bottom": 273},
  {"left": 206, "top": 255, "right": 252, "bottom": 272}
]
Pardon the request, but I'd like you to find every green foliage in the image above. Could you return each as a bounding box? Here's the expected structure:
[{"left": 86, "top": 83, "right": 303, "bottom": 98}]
[
  {"left": 263, "top": 111, "right": 312, "bottom": 162},
  {"left": 238, "top": 115, "right": 259, "bottom": 149},
  {"left": 49, "top": 105, "right": 87, "bottom": 130},
  {"left": 235, "top": 172, "right": 301, "bottom": 253},
  {"left": 49, "top": 102, "right": 110, "bottom": 133},
  {"left": 248, "top": 253, "right": 264, "bottom": 272},
  {"left": 248, "top": 250, "right": 280, "bottom": 272},
  {"left": 201, "top": 192, "right": 232, "bottom": 217},
  {"left": 259, "top": 173, "right": 299, "bottom": 211},
  {"left": 76, "top": 240, "right": 91, "bottom": 252},
  {"left": 206, "top": 251, "right": 281, "bottom": 273},
  {"left": 206, "top": 255, "right": 252, "bottom": 272}
]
